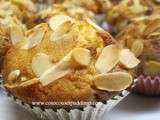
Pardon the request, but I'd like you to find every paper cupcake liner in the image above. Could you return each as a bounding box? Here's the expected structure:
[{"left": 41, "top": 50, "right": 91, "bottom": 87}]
[
  {"left": 134, "top": 75, "right": 160, "bottom": 96},
  {"left": 4, "top": 90, "right": 129, "bottom": 120}
]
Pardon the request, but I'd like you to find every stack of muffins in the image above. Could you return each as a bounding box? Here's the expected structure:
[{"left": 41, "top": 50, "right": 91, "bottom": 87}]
[{"left": 0, "top": 0, "right": 159, "bottom": 120}]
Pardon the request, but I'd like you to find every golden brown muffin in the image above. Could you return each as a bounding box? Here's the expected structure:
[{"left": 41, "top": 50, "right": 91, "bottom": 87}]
[
  {"left": 116, "top": 16, "right": 160, "bottom": 77},
  {"left": 0, "top": 0, "right": 37, "bottom": 59},
  {"left": 4, "top": 15, "right": 138, "bottom": 105}
]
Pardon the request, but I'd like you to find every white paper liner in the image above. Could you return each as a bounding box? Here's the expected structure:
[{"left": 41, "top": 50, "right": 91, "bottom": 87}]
[{"left": 4, "top": 90, "right": 129, "bottom": 120}]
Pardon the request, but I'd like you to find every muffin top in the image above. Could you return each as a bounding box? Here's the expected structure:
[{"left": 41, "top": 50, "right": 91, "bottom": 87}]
[
  {"left": 4, "top": 15, "right": 139, "bottom": 104},
  {"left": 116, "top": 16, "right": 160, "bottom": 76}
]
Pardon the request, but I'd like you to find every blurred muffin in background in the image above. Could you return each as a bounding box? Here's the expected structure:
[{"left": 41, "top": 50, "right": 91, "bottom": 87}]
[
  {"left": 116, "top": 16, "right": 160, "bottom": 96},
  {"left": 106, "top": 0, "right": 160, "bottom": 35},
  {"left": 0, "top": 0, "right": 26, "bottom": 57},
  {"left": 0, "top": 0, "right": 36, "bottom": 72},
  {"left": 34, "top": 0, "right": 96, "bottom": 25}
]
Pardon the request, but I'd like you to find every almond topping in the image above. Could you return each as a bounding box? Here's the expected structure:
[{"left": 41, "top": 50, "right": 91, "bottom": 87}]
[
  {"left": 85, "top": 18, "right": 111, "bottom": 37},
  {"left": 95, "top": 45, "right": 120, "bottom": 73},
  {"left": 8, "top": 70, "right": 20, "bottom": 82},
  {"left": 143, "top": 61, "right": 160, "bottom": 76},
  {"left": 21, "top": 28, "right": 45, "bottom": 50},
  {"left": 32, "top": 53, "right": 53, "bottom": 77},
  {"left": 49, "top": 15, "right": 74, "bottom": 31},
  {"left": 39, "top": 48, "right": 91, "bottom": 86},
  {"left": 72, "top": 48, "right": 91, "bottom": 67},
  {"left": 93, "top": 72, "right": 133, "bottom": 91},
  {"left": 39, "top": 52, "right": 73, "bottom": 86},
  {"left": 119, "top": 49, "right": 140, "bottom": 68},
  {"left": 10, "top": 25, "right": 24, "bottom": 45},
  {"left": 50, "top": 21, "right": 72, "bottom": 41},
  {"left": 19, "top": 78, "right": 39, "bottom": 87},
  {"left": 131, "top": 40, "right": 144, "bottom": 57}
]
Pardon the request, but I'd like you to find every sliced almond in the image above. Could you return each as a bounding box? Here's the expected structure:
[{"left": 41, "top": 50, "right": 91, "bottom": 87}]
[
  {"left": 144, "top": 19, "right": 160, "bottom": 36},
  {"left": 32, "top": 53, "right": 53, "bottom": 77},
  {"left": 85, "top": 18, "right": 111, "bottom": 37},
  {"left": 19, "top": 78, "right": 39, "bottom": 87},
  {"left": 72, "top": 48, "right": 91, "bottom": 66},
  {"left": 10, "top": 25, "right": 24, "bottom": 45},
  {"left": 39, "top": 52, "right": 73, "bottom": 86},
  {"left": 21, "top": 28, "right": 45, "bottom": 50},
  {"left": 20, "top": 76, "right": 28, "bottom": 82},
  {"left": 8, "top": 70, "right": 20, "bottom": 82},
  {"left": 119, "top": 49, "right": 140, "bottom": 68},
  {"left": 143, "top": 61, "right": 160, "bottom": 76},
  {"left": 131, "top": 40, "right": 144, "bottom": 57},
  {"left": 11, "top": 0, "right": 36, "bottom": 11},
  {"left": 85, "top": 18, "right": 105, "bottom": 33},
  {"left": 95, "top": 45, "right": 120, "bottom": 73},
  {"left": 49, "top": 15, "right": 74, "bottom": 31},
  {"left": 93, "top": 72, "right": 133, "bottom": 91},
  {"left": 50, "top": 21, "right": 72, "bottom": 41}
]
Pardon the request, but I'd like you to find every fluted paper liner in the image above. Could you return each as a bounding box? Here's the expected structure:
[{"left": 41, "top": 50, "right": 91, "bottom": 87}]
[
  {"left": 135, "top": 75, "right": 160, "bottom": 96},
  {"left": 0, "top": 75, "right": 133, "bottom": 120},
  {"left": 3, "top": 90, "right": 129, "bottom": 120}
]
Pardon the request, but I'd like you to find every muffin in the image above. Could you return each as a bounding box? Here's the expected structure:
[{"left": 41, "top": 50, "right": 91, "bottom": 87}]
[
  {"left": 106, "top": 0, "right": 159, "bottom": 34},
  {"left": 116, "top": 16, "right": 160, "bottom": 95},
  {"left": 4, "top": 14, "right": 139, "bottom": 113},
  {"left": 0, "top": 0, "right": 37, "bottom": 58}
]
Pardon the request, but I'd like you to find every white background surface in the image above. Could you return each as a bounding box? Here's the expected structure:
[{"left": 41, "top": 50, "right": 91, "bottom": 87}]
[{"left": 0, "top": 89, "right": 160, "bottom": 120}]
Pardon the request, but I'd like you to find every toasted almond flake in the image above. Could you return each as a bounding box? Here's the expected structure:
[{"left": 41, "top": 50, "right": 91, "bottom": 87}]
[
  {"left": 20, "top": 76, "right": 28, "bottom": 82},
  {"left": 21, "top": 28, "right": 45, "bottom": 50},
  {"left": 39, "top": 52, "right": 73, "bottom": 86},
  {"left": 85, "top": 18, "right": 111, "bottom": 37},
  {"left": 95, "top": 45, "right": 120, "bottom": 73},
  {"left": 85, "top": 18, "right": 105, "bottom": 32},
  {"left": 8, "top": 70, "right": 20, "bottom": 82},
  {"left": 143, "top": 61, "right": 160, "bottom": 76},
  {"left": 119, "top": 49, "right": 140, "bottom": 68},
  {"left": 32, "top": 53, "right": 53, "bottom": 77},
  {"left": 10, "top": 25, "right": 24, "bottom": 45},
  {"left": 19, "top": 78, "right": 39, "bottom": 87},
  {"left": 93, "top": 72, "right": 133, "bottom": 91},
  {"left": 131, "top": 40, "right": 144, "bottom": 57},
  {"left": 49, "top": 15, "right": 74, "bottom": 31},
  {"left": 11, "top": 0, "right": 36, "bottom": 11},
  {"left": 72, "top": 48, "right": 91, "bottom": 66},
  {"left": 144, "top": 19, "right": 160, "bottom": 36},
  {"left": 50, "top": 21, "right": 72, "bottom": 41}
]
